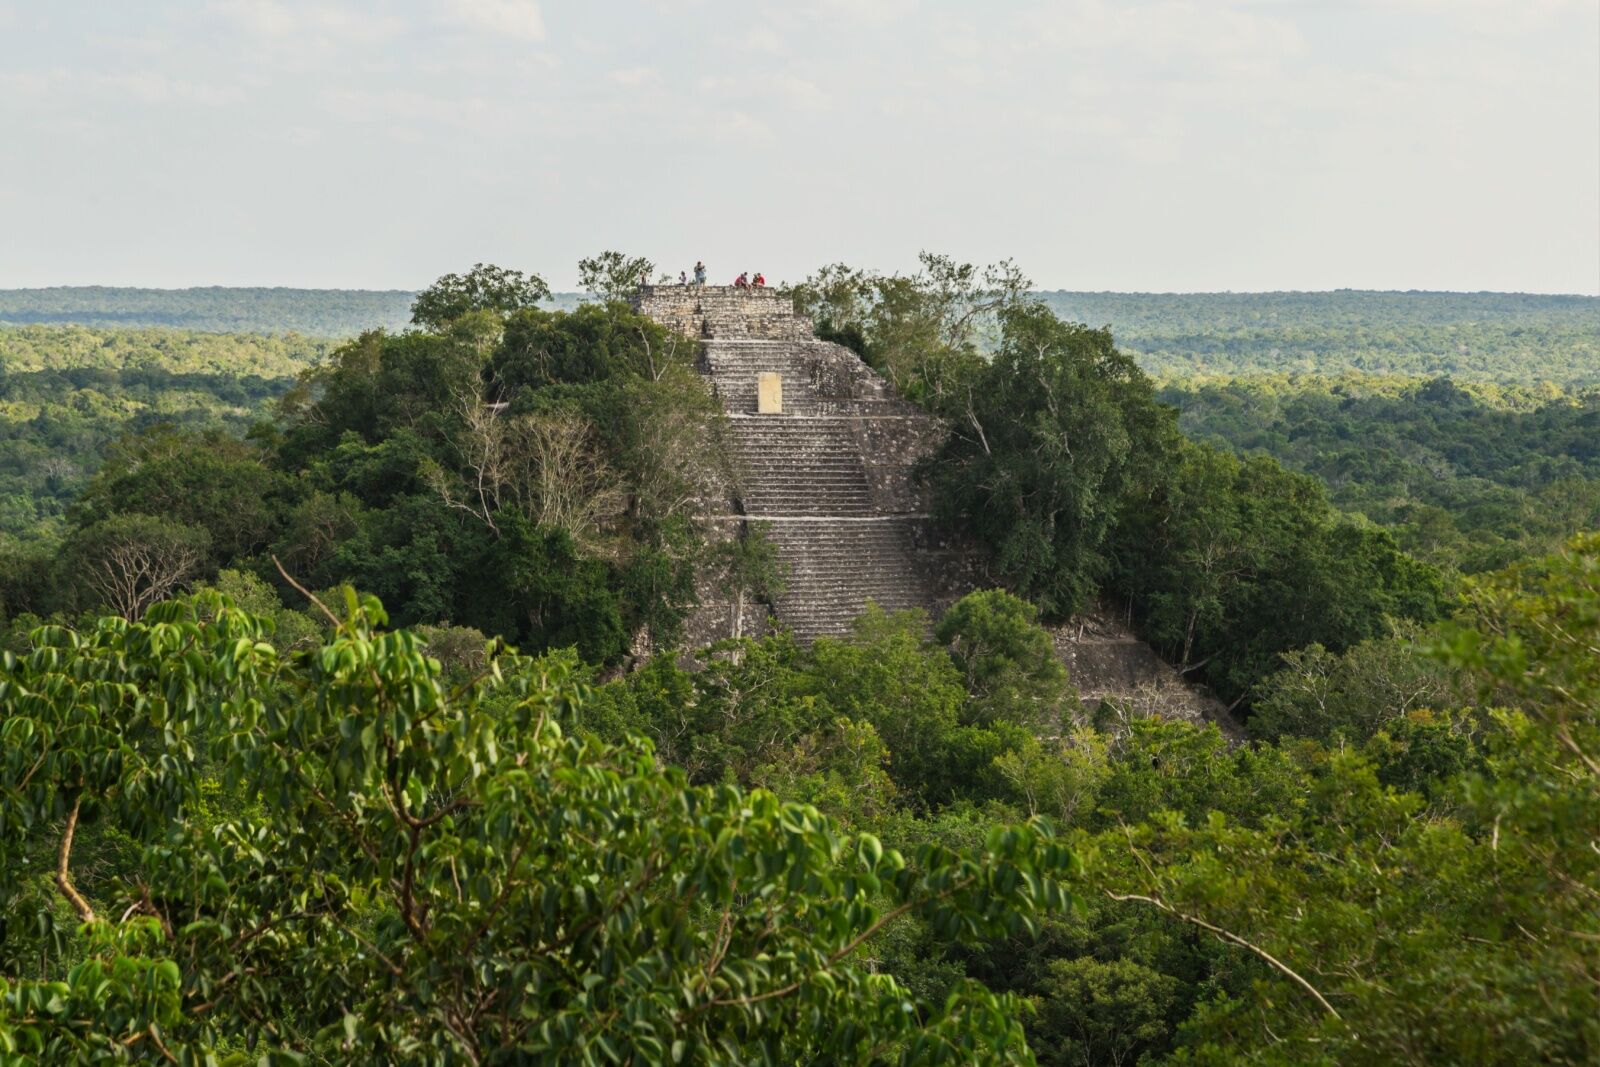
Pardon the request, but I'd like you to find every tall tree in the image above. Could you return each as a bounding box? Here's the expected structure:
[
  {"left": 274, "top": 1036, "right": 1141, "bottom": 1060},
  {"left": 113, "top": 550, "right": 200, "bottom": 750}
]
[
  {"left": 577, "top": 250, "right": 657, "bottom": 300},
  {"left": 59, "top": 513, "right": 210, "bottom": 619},
  {"left": 928, "top": 302, "right": 1168, "bottom": 617},
  {"left": 410, "top": 263, "right": 551, "bottom": 331},
  {"left": 788, "top": 253, "right": 1031, "bottom": 404}
]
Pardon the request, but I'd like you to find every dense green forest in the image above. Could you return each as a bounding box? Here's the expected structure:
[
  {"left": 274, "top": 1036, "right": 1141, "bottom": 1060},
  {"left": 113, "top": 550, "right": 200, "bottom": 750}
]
[
  {"left": 4, "top": 544, "right": 1597, "bottom": 1063},
  {"left": 1, "top": 260, "right": 1596, "bottom": 1063},
  {"left": 1160, "top": 374, "right": 1600, "bottom": 573},
  {"left": 0, "top": 326, "right": 326, "bottom": 543}
]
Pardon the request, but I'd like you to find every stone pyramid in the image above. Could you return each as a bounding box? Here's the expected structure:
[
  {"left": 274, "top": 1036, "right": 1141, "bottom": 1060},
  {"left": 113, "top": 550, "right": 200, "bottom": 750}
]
[{"left": 633, "top": 285, "right": 961, "bottom": 644}]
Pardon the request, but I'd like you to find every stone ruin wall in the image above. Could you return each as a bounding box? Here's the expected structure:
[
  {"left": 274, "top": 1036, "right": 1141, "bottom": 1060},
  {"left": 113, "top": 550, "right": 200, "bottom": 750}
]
[{"left": 632, "top": 286, "right": 814, "bottom": 342}]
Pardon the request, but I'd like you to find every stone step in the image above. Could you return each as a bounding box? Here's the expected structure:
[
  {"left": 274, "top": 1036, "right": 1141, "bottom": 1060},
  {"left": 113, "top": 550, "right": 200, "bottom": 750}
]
[
  {"left": 745, "top": 502, "right": 877, "bottom": 514},
  {"left": 742, "top": 486, "right": 873, "bottom": 496},
  {"left": 734, "top": 458, "right": 864, "bottom": 471},
  {"left": 742, "top": 482, "right": 871, "bottom": 493},
  {"left": 780, "top": 586, "right": 927, "bottom": 601},
  {"left": 747, "top": 507, "right": 881, "bottom": 518},
  {"left": 739, "top": 460, "right": 859, "bottom": 472},
  {"left": 747, "top": 508, "right": 881, "bottom": 519},
  {"left": 739, "top": 475, "right": 870, "bottom": 486},
  {"left": 780, "top": 590, "right": 920, "bottom": 603},
  {"left": 740, "top": 478, "right": 872, "bottom": 493},
  {"left": 728, "top": 422, "right": 863, "bottom": 433},
  {"left": 742, "top": 491, "right": 872, "bottom": 502},
  {"left": 743, "top": 472, "right": 871, "bottom": 483},
  {"left": 742, "top": 496, "right": 875, "bottom": 507},
  {"left": 780, "top": 580, "right": 921, "bottom": 594},
  {"left": 774, "top": 538, "right": 921, "bottom": 550},
  {"left": 777, "top": 570, "right": 921, "bottom": 584},
  {"left": 733, "top": 437, "right": 865, "bottom": 444},
  {"left": 737, "top": 464, "right": 867, "bottom": 478},
  {"left": 737, "top": 459, "right": 865, "bottom": 470},
  {"left": 738, "top": 469, "right": 866, "bottom": 482},
  {"left": 742, "top": 488, "right": 873, "bottom": 498},
  {"left": 733, "top": 441, "right": 864, "bottom": 454},
  {"left": 731, "top": 444, "right": 863, "bottom": 458},
  {"left": 737, "top": 466, "right": 870, "bottom": 481}
]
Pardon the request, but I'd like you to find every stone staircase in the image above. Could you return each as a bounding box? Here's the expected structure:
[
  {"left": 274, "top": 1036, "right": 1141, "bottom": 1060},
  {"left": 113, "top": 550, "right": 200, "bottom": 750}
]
[
  {"left": 633, "top": 285, "right": 944, "bottom": 643},
  {"left": 726, "top": 417, "right": 876, "bottom": 515},
  {"left": 703, "top": 341, "right": 830, "bottom": 415},
  {"left": 768, "top": 519, "right": 932, "bottom": 642}
]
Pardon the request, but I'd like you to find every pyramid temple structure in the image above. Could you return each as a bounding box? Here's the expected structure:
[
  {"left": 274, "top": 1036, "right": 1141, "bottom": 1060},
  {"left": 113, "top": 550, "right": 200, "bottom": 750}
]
[
  {"left": 632, "top": 283, "right": 1225, "bottom": 726},
  {"left": 633, "top": 284, "right": 961, "bottom": 644}
]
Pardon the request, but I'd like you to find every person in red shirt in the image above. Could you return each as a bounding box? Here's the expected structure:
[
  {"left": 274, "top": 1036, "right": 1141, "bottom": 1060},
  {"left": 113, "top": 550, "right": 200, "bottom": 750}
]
[
  {"left": 734, "top": 272, "right": 749, "bottom": 290},
  {"left": 753, "top": 272, "right": 766, "bottom": 288}
]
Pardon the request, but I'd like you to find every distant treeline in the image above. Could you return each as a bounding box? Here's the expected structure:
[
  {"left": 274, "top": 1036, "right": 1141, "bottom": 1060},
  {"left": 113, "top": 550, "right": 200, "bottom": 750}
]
[
  {"left": 5, "top": 286, "right": 1595, "bottom": 384},
  {"left": 0, "top": 285, "right": 418, "bottom": 335},
  {"left": 0, "top": 285, "right": 591, "bottom": 336},
  {"left": 1041, "top": 290, "right": 1599, "bottom": 385}
]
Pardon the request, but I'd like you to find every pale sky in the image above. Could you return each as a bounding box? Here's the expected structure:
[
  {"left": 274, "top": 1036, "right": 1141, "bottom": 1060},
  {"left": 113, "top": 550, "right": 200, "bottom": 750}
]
[{"left": 1, "top": 0, "right": 1596, "bottom": 293}]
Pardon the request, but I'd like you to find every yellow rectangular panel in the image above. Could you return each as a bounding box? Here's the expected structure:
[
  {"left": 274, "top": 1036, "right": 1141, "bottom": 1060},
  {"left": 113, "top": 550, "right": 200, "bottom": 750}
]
[{"left": 757, "top": 372, "right": 783, "bottom": 414}]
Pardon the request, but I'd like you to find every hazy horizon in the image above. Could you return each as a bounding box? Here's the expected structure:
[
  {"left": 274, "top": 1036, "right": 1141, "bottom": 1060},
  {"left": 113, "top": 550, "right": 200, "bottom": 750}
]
[
  {"left": 3, "top": 1, "right": 1597, "bottom": 295},
  {"left": 3, "top": 283, "right": 1599, "bottom": 299}
]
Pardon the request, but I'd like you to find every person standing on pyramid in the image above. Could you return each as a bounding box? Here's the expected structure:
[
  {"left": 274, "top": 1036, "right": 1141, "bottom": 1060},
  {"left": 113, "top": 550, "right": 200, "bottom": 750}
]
[{"left": 693, "top": 261, "right": 707, "bottom": 287}]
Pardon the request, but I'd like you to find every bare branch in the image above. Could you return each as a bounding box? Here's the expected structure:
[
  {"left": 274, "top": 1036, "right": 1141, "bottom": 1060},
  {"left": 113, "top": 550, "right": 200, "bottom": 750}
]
[
  {"left": 1105, "top": 891, "right": 1341, "bottom": 1020},
  {"left": 56, "top": 794, "right": 96, "bottom": 924},
  {"left": 273, "top": 555, "right": 342, "bottom": 628}
]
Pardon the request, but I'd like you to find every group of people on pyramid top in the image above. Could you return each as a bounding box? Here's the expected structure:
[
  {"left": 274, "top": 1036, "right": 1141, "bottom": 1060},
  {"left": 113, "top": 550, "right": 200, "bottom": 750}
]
[{"left": 670, "top": 262, "right": 764, "bottom": 290}]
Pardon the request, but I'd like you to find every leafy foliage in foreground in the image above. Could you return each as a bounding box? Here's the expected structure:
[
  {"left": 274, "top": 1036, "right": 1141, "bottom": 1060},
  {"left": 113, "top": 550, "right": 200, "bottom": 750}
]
[
  {"left": 0, "top": 591, "right": 1076, "bottom": 1064},
  {"left": 1, "top": 535, "right": 1596, "bottom": 1064},
  {"left": 1072, "top": 536, "right": 1600, "bottom": 1065},
  {"left": 589, "top": 542, "right": 1600, "bottom": 1064}
]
